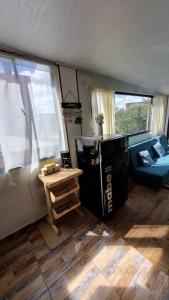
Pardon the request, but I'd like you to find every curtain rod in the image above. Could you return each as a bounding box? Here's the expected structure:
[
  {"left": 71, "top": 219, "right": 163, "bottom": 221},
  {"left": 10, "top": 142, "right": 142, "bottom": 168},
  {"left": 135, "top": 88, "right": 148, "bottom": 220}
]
[
  {"left": 0, "top": 44, "right": 116, "bottom": 77},
  {"left": 0, "top": 44, "right": 160, "bottom": 96},
  {"left": 0, "top": 44, "right": 127, "bottom": 81},
  {"left": 116, "top": 91, "right": 154, "bottom": 98},
  {"left": 0, "top": 43, "right": 79, "bottom": 70},
  {"left": 0, "top": 44, "right": 120, "bottom": 83}
]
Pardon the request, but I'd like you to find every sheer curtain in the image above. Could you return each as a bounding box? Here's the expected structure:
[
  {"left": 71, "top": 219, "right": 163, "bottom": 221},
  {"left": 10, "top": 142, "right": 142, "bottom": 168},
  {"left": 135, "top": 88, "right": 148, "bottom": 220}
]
[
  {"left": 151, "top": 95, "right": 168, "bottom": 137},
  {"left": 0, "top": 56, "right": 67, "bottom": 174},
  {"left": 0, "top": 56, "right": 68, "bottom": 237},
  {"left": 91, "top": 88, "right": 115, "bottom": 135}
]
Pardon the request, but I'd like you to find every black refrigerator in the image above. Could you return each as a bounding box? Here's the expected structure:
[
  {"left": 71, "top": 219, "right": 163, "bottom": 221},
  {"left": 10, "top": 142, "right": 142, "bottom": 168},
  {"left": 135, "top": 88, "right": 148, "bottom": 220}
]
[{"left": 75, "top": 135, "right": 128, "bottom": 219}]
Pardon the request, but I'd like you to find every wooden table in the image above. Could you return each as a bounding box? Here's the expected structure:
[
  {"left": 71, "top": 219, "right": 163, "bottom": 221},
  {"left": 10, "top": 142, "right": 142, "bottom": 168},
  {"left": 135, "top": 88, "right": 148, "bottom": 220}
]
[{"left": 39, "top": 168, "right": 83, "bottom": 235}]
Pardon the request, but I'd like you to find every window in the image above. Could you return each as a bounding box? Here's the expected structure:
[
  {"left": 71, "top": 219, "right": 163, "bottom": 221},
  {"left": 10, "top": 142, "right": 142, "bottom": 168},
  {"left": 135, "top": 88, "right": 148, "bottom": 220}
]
[
  {"left": 115, "top": 93, "right": 152, "bottom": 136},
  {"left": 0, "top": 55, "right": 67, "bottom": 173}
]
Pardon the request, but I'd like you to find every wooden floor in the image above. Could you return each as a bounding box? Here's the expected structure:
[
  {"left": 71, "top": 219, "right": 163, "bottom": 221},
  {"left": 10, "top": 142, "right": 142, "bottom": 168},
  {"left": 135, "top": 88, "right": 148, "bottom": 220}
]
[
  {"left": 1, "top": 184, "right": 169, "bottom": 299},
  {"left": 106, "top": 183, "right": 169, "bottom": 275}
]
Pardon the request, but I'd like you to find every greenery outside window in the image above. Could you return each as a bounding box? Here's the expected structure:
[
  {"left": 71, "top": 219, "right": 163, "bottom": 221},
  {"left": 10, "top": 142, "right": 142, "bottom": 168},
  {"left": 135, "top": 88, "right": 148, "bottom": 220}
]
[{"left": 115, "top": 93, "right": 152, "bottom": 136}]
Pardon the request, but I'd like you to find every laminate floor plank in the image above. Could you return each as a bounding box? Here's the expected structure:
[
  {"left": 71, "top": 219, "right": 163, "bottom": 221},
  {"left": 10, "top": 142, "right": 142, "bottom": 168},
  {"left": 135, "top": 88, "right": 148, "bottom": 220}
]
[
  {"left": 1, "top": 186, "right": 169, "bottom": 299},
  {"left": 107, "top": 183, "right": 169, "bottom": 274}
]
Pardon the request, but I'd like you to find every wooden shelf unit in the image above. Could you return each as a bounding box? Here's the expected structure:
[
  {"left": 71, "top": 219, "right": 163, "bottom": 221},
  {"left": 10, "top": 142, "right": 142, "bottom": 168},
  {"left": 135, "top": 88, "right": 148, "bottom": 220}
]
[
  {"left": 50, "top": 179, "right": 79, "bottom": 203},
  {"left": 39, "top": 168, "right": 82, "bottom": 235},
  {"left": 52, "top": 193, "right": 80, "bottom": 220}
]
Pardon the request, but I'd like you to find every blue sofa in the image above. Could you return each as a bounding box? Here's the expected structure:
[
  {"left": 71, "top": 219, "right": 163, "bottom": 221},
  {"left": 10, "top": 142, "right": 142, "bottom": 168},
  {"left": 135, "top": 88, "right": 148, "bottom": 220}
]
[{"left": 129, "top": 135, "right": 169, "bottom": 187}]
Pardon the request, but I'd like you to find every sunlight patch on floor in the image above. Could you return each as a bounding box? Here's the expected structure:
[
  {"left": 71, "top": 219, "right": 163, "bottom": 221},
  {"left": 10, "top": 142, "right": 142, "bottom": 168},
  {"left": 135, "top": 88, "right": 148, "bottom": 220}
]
[{"left": 125, "top": 224, "right": 169, "bottom": 239}]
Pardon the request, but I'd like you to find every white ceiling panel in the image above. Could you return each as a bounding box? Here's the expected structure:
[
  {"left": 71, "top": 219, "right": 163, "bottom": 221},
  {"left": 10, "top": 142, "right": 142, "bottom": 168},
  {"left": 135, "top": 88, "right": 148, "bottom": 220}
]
[{"left": 1, "top": 0, "right": 169, "bottom": 93}]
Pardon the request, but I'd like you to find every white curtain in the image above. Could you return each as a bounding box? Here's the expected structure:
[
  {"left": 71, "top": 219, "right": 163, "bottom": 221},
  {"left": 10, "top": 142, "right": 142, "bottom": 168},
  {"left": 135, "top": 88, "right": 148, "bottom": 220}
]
[
  {"left": 91, "top": 88, "right": 115, "bottom": 135},
  {"left": 151, "top": 95, "right": 168, "bottom": 137},
  {"left": 0, "top": 56, "right": 67, "bottom": 174}
]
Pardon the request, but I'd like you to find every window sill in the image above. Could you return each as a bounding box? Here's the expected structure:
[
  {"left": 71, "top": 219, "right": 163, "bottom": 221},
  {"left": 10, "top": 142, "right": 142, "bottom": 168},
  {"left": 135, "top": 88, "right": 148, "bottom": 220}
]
[{"left": 125, "top": 130, "right": 150, "bottom": 138}]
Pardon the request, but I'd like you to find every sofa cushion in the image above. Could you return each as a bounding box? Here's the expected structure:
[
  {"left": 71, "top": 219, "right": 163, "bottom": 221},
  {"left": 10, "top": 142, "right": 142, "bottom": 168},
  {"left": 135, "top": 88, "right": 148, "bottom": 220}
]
[
  {"left": 129, "top": 135, "right": 169, "bottom": 170},
  {"left": 158, "top": 135, "right": 169, "bottom": 152},
  {"left": 135, "top": 164, "right": 169, "bottom": 186},
  {"left": 136, "top": 165, "right": 169, "bottom": 177},
  {"left": 129, "top": 138, "right": 157, "bottom": 170},
  {"left": 153, "top": 141, "right": 166, "bottom": 157},
  {"left": 155, "top": 155, "right": 169, "bottom": 165},
  {"left": 129, "top": 135, "right": 169, "bottom": 187},
  {"left": 138, "top": 150, "right": 154, "bottom": 166}
]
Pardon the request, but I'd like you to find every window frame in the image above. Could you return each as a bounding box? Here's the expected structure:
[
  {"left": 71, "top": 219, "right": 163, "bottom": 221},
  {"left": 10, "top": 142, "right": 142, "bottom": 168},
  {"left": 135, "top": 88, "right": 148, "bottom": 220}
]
[{"left": 115, "top": 91, "right": 153, "bottom": 137}]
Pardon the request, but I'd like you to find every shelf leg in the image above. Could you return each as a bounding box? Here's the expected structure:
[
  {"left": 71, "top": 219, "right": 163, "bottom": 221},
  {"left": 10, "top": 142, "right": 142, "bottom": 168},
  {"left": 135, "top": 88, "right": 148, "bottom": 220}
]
[
  {"left": 76, "top": 208, "right": 85, "bottom": 218},
  {"left": 45, "top": 185, "right": 60, "bottom": 235},
  {"left": 47, "top": 216, "right": 60, "bottom": 235}
]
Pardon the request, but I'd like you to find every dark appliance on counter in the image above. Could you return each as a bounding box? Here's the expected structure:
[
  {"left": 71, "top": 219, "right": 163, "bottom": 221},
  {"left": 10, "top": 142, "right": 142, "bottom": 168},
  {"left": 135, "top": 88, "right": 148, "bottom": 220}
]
[
  {"left": 60, "top": 151, "right": 72, "bottom": 168},
  {"left": 75, "top": 135, "right": 128, "bottom": 219}
]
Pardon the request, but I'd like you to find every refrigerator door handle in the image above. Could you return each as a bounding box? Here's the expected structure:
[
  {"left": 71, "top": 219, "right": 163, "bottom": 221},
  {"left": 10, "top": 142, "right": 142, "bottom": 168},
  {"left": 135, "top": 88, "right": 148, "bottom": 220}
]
[{"left": 99, "top": 142, "right": 105, "bottom": 217}]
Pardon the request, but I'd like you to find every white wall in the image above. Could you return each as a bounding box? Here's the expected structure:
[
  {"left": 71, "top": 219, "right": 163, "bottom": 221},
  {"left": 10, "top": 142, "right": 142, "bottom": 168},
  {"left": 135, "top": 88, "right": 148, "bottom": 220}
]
[
  {"left": 0, "top": 167, "right": 47, "bottom": 239},
  {"left": 0, "top": 65, "right": 154, "bottom": 239},
  {"left": 58, "top": 66, "right": 155, "bottom": 166},
  {"left": 77, "top": 70, "right": 153, "bottom": 137},
  {"left": 59, "top": 66, "right": 82, "bottom": 166}
]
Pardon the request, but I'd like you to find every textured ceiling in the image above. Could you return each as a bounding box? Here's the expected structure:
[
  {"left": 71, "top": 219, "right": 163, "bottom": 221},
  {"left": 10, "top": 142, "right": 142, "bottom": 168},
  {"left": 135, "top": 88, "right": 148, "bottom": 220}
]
[{"left": 1, "top": 0, "right": 169, "bottom": 94}]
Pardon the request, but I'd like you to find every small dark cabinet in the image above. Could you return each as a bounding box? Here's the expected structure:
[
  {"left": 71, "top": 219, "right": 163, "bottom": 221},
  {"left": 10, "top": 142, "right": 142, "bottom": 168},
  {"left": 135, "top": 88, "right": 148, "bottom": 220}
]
[{"left": 75, "top": 135, "right": 128, "bottom": 219}]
